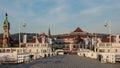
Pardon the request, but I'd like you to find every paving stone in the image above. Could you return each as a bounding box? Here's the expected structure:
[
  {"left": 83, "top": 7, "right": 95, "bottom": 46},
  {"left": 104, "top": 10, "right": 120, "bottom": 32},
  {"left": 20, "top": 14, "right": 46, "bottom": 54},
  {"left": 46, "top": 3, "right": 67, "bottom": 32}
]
[{"left": 0, "top": 55, "right": 120, "bottom": 68}]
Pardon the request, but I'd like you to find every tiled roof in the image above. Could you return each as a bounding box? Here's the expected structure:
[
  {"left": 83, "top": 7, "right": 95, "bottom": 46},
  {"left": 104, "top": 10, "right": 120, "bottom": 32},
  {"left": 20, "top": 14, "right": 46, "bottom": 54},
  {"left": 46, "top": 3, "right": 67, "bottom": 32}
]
[
  {"left": 0, "top": 39, "right": 18, "bottom": 44},
  {"left": 37, "top": 38, "right": 42, "bottom": 43},
  {"left": 73, "top": 27, "right": 83, "bottom": 32},
  {"left": 28, "top": 39, "right": 36, "bottom": 43},
  {"left": 80, "top": 35, "right": 88, "bottom": 38},
  {"left": 62, "top": 34, "right": 88, "bottom": 38},
  {"left": 0, "top": 39, "right": 3, "bottom": 44},
  {"left": 27, "top": 38, "right": 42, "bottom": 43},
  {"left": 101, "top": 37, "right": 114, "bottom": 43},
  {"left": 63, "top": 35, "right": 75, "bottom": 38}
]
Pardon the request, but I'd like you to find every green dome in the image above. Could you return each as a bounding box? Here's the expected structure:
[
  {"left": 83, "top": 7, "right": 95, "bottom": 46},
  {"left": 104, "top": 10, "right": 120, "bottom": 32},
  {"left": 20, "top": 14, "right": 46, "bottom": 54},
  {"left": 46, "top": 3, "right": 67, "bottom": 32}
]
[{"left": 3, "top": 13, "right": 9, "bottom": 25}]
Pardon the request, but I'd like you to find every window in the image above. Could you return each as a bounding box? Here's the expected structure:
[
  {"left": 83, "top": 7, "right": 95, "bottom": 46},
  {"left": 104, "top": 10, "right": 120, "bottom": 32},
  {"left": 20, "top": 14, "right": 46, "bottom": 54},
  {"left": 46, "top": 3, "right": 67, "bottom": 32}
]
[
  {"left": 66, "top": 45, "right": 69, "bottom": 48},
  {"left": 99, "top": 43, "right": 105, "bottom": 47},
  {"left": 115, "top": 49, "right": 118, "bottom": 52},
  {"left": 106, "top": 43, "right": 111, "bottom": 46},
  {"left": 73, "top": 45, "right": 76, "bottom": 48},
  {"left": 0, "top": 49, "right": 2, "bottom": 53},
  {"left": 29, "top": 49, "right": 31, "bottom": 52},
  {"left": 17, "top": 50, "right": 19, "bottom": 52},
  {"left": 96, "top": 49, "right": 98, "bottom": 52},
  {"left": 43, "top": 50, "right": 46, "bottom": 53},
  {"left": 23, "top": 49, "right": 25, "bottom": 52},
  {"left": 108, "top": 49, "right": 110, "bottom": 52},
  {"left": 36, "top": 49, "right": 38, "bottom": 53},
  {"left": 6, "top": 49, "right": 10, "bottom": 53},
  {"left": 11, "top": 49, "right": 16, "bottom": 52},
  {"left": 106, "top": 56, "right": 109, "bottom": 58},
  {"left": 99, "top": 49, "right": 105, "bottom": 52}
]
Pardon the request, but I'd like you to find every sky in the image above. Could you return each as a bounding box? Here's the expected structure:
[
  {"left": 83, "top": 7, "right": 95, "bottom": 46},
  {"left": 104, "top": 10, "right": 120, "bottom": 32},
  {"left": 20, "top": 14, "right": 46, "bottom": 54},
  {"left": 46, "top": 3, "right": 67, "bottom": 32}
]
[{"left": 0, "top": 0, "right": 120, "bottom": 35}]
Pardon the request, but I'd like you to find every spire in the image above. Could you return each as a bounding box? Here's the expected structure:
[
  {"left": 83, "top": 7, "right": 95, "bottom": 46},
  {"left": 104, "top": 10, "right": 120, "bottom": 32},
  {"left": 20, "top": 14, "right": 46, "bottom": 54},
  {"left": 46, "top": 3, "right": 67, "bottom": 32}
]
[
  {"left": 48, "top": 28, "right": 51, "bottom": 38},
  {"left": 6, "top": 13, "right": 8, "bottom": 17},
  {"left": 4, "top": 13, "right": 9, "bottom": 25}
]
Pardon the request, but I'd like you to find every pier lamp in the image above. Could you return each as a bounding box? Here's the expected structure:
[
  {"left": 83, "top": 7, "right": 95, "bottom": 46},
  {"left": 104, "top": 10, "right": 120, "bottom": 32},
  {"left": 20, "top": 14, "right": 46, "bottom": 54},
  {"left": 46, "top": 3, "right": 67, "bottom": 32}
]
[
  {"left": 19, "top": 22, "right": 27, "bottom": 47},
  {"left": 104, "top": 20, "right": 112, "bottom": 46},
  {"left": 0, "top": 8, "right": 5, "bottom": 33}
]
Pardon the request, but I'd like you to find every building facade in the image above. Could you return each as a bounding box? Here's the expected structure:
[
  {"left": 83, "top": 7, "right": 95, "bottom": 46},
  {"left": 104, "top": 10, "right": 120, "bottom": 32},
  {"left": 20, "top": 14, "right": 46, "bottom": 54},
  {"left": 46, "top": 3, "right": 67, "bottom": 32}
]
[{"left": 0, "top": 13, "right": 54, "bottom": 64}]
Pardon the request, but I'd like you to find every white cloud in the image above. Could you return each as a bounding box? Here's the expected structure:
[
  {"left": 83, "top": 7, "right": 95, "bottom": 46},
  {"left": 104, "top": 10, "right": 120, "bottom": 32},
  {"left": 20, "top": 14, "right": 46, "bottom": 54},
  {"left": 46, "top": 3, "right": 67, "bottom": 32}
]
[
  {"left": 0, "top": 0, "right": 120, "bottom": 34},
  {"left": 80, "top": 6, "right": 104, "bottom": 15},
  {"left": 33, "top": 0, "right": 69, "bottom": 25}
]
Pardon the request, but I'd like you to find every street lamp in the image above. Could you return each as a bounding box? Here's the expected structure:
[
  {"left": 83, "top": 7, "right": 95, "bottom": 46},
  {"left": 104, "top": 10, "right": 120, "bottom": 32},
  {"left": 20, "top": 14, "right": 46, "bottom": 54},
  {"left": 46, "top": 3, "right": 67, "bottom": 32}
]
[
  {"left": 0, "top": 8, "right": 5, "bottom": 33},
  {"left": 19, "top": 22, "right": 27, "bottom": 47},
  {"left": 19, "top": 22, "right": 21, "bottom": 47},
  {"left": 22, "top": 23, "right": 27, "bottom": 28},
  {"left": 22, "top": 22, "right": 27, "bottom": 44},
  {"left": 104, "top": 20, "right": 112, "bottom": 46}
]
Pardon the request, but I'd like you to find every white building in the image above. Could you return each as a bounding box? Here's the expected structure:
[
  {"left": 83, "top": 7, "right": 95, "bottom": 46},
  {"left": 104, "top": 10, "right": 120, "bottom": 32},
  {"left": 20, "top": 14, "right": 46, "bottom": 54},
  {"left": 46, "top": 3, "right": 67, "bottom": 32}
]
[
  {"left": 0, "top": 13, "right": 54, "bottom": 64},
  {"left": 94, "top": 34, "right": 120, "bottom": 63},
  {"left": 0, "top": 33, "right": 54, "bottom": 64},
  {"left": 21, "top": 33, "right": 54, "bottom": 59},
  {"left": 77, "top": 34, "right": 120, "bottom": 63}
]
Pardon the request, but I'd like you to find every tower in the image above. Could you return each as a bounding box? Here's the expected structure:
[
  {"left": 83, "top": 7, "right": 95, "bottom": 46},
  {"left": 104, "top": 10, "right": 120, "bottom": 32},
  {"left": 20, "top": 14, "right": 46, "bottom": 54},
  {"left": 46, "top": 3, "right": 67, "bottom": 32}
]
[
  {"left": 48, "top": 28, "right": 52, "bottom": 44},
  {"left": 48, "top": 28, "right": 51, "bottom": 38},
  {"left": 2, "top": 13, "right": 10, "bottom": 47}
]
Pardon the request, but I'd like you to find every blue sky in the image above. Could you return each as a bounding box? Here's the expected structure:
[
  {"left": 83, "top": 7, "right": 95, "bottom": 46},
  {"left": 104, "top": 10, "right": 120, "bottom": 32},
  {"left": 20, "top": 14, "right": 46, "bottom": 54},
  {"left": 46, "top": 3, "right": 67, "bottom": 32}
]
[{"left": 0, "top": 0, "right": 120, "bottom": 35}]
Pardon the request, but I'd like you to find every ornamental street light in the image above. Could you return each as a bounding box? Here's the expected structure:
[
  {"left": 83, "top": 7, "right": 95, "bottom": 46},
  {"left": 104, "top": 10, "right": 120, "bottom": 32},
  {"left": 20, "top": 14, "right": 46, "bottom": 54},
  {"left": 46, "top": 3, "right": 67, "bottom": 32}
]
[
  {"left": 19, "top": 22, "right": 27, "bottom": 47},
  {"left": 19, "top": 22, "right": 21, "bottom": 47},
  {"left": 0, "top": 8, "right": 5, "bottom": 33},
  {"left": 104, "top": 20, "right": 112, "bottom": 46}
]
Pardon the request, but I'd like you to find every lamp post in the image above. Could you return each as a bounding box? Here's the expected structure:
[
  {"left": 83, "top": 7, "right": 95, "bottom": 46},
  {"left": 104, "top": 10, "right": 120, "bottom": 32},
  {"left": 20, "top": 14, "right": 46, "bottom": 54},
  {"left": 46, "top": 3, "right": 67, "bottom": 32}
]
[
  {"left": 22, "top": 23, "right": 27, "bottom": 44},
  {"left": 109, "top": 21, "right": 112, "bottom": 46},
  {"left": 0, "top": 8, "right": 4, "bottom": 33},
  {"left": 19, "top": 22, "right": 21, "bottom": 47},
  {"left": 19, "top": 22, "right": 27, "bottom": 47},
  {"left": 104, "top": 20, "right": 112, "bottom": 46}
]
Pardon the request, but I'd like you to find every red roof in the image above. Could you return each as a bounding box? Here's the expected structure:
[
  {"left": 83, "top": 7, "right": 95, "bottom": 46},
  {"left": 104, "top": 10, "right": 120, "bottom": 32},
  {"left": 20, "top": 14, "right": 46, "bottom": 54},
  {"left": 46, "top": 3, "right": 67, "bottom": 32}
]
[
  {"left": 28, "top": 39, "right": 36, "bottom": 43},
  {"left": 63, "top": 35, "right": 75, "bottom": 38},
  {"left": 62, "top": 34, "right": 88, "bottom": 38},
  {"left": 37, "top": 38, "right": 42, "bottom": 43},
  {"left": 0, "top": 39, "right": 3, "bottom": 44},
  {"left": 80, "top": 35, "right": 88, "bottom": 38},
  {"left": 28, "top": 38, "right": 42, "bottom": 43},
  {"left": 73, "top": 27, "right": 83, "bottom": 32},
  {"left": 101, "top": 36, "right": 114, "bottom": 43},
  {"left": 0, "top": 39, "right": 18, "bottom": 44}
]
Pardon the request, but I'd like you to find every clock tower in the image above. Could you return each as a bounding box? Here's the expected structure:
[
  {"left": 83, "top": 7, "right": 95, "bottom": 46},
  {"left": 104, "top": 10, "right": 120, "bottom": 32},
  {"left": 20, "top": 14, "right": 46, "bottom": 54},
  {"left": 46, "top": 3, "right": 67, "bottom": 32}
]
[{"left": 2, "top": 13, "right": 10, "bottom": 47}]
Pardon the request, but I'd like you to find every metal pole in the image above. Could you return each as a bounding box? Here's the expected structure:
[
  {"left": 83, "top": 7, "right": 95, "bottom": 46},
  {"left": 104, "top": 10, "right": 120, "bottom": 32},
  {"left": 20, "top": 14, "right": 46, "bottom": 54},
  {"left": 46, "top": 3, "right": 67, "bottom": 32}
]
[
  {"left": 23, "top": 22, "right": 27, "bottom": 47},
  {"left": 0, "top": 9, "right": 5, "bottom": 48},
  {"left": 19, "top": 23, "right": 21, "bottom": 47},
  {"left": 109, "top": 20, "right": 112, "bottom": 46},
  {"left": 104, "top": 20, "right": 112, "bottom": 46}
]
